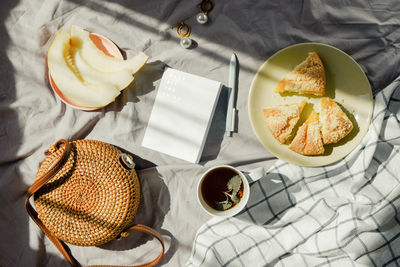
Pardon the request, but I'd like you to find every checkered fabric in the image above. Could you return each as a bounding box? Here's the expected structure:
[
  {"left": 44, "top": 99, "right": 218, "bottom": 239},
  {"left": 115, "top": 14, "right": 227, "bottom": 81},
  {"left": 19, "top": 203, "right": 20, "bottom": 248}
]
[{"left": 186, "top": 78, "right": 400, "bottom": 267}]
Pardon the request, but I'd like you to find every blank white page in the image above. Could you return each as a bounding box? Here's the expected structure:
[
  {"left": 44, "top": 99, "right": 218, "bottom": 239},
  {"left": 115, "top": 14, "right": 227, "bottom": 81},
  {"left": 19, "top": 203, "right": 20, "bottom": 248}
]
[{"left": 142, "top": 68, "right": 222, "bottom": 163}]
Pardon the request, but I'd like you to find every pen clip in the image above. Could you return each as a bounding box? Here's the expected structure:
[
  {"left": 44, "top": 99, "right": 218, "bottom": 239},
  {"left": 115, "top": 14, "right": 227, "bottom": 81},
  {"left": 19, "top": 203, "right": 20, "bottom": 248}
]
[{"left": 231, "top": 108, "right": 237, "bottom": 132}]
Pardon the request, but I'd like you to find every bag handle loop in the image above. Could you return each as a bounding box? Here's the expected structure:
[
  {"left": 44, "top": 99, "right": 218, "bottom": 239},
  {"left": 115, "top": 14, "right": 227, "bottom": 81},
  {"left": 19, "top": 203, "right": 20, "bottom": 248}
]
[{"left": 25, "top": 139, "right": 165, "bottom": 267}]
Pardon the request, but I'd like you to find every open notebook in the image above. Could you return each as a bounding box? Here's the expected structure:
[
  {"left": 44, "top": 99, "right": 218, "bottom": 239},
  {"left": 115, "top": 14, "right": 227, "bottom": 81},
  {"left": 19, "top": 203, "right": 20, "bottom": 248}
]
[{"left": 142, "top": 68, "right": 222, "bottom": 163}]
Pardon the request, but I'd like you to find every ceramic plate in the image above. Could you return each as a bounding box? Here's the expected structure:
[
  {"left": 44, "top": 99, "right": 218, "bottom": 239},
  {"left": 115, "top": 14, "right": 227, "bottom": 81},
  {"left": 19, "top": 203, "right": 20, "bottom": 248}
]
[
  {"left": 248, "top": 43, "right": 373, "bottom": 167},
  {"left": 49, "top": 33, "right": 123, "bottom": 110}
]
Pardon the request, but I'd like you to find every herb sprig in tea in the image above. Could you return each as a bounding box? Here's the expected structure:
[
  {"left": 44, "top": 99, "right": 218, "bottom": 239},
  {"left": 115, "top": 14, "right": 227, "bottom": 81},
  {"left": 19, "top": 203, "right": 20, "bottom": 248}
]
[{"left": 214, "top": 175, "right": 243, "bottom": 211}]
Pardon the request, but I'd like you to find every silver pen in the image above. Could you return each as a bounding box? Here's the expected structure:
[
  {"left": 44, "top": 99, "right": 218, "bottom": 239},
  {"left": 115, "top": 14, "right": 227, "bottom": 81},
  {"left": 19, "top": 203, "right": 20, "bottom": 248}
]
[{"left": 226, "top": 53, "right": 238, "bottom": 137}]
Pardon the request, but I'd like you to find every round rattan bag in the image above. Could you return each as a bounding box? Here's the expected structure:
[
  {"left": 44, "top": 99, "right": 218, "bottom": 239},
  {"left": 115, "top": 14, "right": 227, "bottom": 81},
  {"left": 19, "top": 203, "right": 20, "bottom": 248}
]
[
  {"left": 25, "top": 139, "right": 164, "bottom": 267},
  {"left": 33, "top": 139, "right": 140, "bottom": 246}
]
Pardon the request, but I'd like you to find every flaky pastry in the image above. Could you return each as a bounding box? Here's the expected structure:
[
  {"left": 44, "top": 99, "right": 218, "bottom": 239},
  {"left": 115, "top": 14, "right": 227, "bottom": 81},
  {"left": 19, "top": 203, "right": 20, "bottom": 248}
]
[
  {"left": 275, "top": 52, "right": 326, "bottom": 96},
  {"left": 320, "top": 97, "right": 353, "bottom": 144},
  {"left": 289, "top": 110, "right": 324, "bottom": 155},
  {"left": 263, "top": 100, "right": 306, "bottom": 144}
]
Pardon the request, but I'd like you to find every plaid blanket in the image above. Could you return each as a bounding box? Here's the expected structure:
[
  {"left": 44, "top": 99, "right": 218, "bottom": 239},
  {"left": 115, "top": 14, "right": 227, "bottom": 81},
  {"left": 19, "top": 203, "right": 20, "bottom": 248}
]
[{"left": 186, "top": 77, "right": 400, "bottom": 267}]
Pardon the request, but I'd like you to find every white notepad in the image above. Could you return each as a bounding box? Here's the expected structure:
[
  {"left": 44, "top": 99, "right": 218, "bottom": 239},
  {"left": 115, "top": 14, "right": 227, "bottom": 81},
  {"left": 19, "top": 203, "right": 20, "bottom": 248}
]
[{"left": 142, "top": 68, "right": 222, "bottom": 163}]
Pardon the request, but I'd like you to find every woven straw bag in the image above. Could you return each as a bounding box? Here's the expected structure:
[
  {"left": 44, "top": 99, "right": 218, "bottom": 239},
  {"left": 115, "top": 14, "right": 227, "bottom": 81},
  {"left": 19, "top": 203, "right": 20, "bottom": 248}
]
[{"left": 25, "top": 139, "right": 164, "bottom": 267}]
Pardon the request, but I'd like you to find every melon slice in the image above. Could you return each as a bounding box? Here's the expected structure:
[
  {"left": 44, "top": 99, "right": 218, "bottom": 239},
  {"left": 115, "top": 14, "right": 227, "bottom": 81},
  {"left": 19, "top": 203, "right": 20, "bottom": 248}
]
[
  {"left": 47, "top": 29, "right": 120, "bottom": 108},
  {"left": 69, "top": 41, "right": 135, "bottom": 91},
  {"left": 70, "top": 25, "right": 148, "bottom": 74}
]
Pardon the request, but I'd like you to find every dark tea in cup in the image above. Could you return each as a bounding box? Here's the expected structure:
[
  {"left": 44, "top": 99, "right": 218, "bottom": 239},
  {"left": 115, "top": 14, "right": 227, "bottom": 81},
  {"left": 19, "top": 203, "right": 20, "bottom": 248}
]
[
  {"left": 200, "top": 166, "right": 244, "bottom": 211},
  {"left": 197, "top": 165, "right": 263, "bottom": 217}
]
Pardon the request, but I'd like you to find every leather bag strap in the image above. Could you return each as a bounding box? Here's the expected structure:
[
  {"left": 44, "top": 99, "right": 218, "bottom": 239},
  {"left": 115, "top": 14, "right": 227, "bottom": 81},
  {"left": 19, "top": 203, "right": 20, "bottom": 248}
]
[{"left": 25, "top": 139, "right": 165, "bottom": 267}]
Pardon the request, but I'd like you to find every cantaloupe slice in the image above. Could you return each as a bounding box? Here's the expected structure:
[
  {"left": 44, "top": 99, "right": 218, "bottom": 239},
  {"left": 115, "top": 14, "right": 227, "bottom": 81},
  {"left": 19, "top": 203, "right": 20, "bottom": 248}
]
[
  {"left": 69, "top": 41, "right": 135, "bottom": 91},
  {"left": 48, "top": 26, "right": 149, "bottom": 108},
  {"left": 47, "top": 29, "right": 120, "bottom": 108},
  {"left": 70, "top": 25, "right": 148, "bottom": 74}
]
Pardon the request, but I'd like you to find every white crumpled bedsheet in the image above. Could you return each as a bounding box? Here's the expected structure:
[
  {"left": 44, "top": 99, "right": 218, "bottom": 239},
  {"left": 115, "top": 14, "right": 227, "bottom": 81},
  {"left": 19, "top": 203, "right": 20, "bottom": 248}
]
[{"left": 1, "top": 0, "right": 400, "bottom": 266}]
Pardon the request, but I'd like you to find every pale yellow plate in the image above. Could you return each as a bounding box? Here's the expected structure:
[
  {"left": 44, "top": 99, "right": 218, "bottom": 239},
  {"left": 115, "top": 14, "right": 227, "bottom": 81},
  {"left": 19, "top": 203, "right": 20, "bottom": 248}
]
[{"left": 248, "top": 43, "right": 373, "bottom": 167}]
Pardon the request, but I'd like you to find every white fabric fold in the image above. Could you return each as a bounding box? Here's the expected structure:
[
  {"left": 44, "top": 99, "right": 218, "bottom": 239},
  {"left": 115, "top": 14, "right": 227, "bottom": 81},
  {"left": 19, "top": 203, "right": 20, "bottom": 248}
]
[{"left": 186, "top": 77, "right": 400, "bottom": 266}]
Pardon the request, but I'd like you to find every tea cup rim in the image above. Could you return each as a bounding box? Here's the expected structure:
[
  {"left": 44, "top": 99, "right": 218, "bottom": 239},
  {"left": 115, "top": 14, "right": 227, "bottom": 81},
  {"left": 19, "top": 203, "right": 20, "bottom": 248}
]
[{"left": 197, "top": 165, "right": 250, "bottom": 217}]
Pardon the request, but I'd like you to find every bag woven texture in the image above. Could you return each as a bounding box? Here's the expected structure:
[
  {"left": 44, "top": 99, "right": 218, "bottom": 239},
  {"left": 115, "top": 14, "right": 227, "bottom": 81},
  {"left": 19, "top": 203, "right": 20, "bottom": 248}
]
[{"left": 34, "top": 139, "right": 140, "bottom": 246}]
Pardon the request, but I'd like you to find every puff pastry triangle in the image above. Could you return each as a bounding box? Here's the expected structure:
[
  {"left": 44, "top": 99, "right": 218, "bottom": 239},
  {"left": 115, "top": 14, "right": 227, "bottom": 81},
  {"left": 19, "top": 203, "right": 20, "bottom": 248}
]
[
  {"left": 289, "top": 110, "right": 324, "bottom": 155},
  {"left": 320, "top": 97, "right": 353, "bottom": 144},
  {"left": 263, "top": 100, "right": 306, "bottom": 144},
  {"left": 275, "top": 52, "right": 326, "bottom": 96}
]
